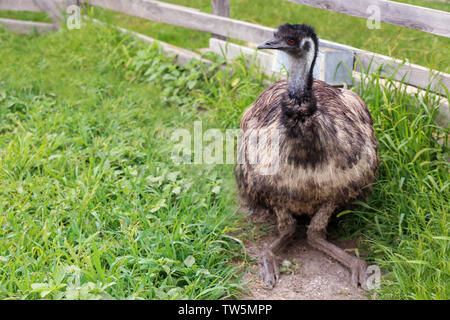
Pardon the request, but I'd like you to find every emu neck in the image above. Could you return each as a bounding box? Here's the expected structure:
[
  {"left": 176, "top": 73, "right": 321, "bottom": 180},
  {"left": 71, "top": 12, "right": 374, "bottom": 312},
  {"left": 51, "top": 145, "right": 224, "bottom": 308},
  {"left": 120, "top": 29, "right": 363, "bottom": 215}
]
[
  {"left": 281, "top": 46, "right": 318, "bottom": 133},
  {"left": 288, "top": 57, "right": 309, "bottom": 98},
  {"left": 287, "top": 54, "right": 313, "bottom": 99}
]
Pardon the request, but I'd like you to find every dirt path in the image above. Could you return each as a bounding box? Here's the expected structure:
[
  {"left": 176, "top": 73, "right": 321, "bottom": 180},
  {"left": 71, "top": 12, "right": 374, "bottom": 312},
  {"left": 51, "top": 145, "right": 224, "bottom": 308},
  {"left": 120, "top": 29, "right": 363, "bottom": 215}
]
[{"left": 238, "top": 215, "right": 368, "bottom": 300}]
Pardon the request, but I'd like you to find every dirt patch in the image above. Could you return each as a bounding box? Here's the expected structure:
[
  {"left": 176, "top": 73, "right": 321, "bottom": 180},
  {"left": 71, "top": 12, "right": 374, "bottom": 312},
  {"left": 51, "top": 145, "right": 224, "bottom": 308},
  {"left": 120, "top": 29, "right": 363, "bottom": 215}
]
[{"left": 238, "top": 214, "right": 368, "bottom": 300}]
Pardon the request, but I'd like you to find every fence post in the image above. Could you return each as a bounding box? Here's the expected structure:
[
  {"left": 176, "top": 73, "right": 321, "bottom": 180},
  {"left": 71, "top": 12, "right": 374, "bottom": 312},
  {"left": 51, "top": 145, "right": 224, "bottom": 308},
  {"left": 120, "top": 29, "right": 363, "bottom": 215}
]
[
  {"left": 211, "top": 0, "right": 230, "bottom": 40},
  {"left": 34, "top": 0, "right": 65, "bottom": 29}
]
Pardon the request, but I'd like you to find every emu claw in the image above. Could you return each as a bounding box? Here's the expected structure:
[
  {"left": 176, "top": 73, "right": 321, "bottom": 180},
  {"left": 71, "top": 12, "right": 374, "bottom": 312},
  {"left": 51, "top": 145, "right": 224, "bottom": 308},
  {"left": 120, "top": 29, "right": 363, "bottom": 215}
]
[
  {"left": 259, "top": 253, "right": 279, "bottom": 289},
  {"left": 350, "top": 258, "right": 368, "bottom": 290}
]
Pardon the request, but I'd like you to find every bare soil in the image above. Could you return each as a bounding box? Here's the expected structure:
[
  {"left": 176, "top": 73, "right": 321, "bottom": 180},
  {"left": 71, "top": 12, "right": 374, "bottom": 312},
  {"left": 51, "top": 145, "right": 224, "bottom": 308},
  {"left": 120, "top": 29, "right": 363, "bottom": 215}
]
[{"left": 238, "top": 213, "right": 368, "bottom": 300}]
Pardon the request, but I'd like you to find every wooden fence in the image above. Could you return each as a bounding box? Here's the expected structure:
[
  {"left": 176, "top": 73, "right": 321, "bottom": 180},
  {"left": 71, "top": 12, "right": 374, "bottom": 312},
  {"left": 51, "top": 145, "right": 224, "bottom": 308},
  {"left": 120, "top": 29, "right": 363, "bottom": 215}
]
[
  {"left": 0, "top": 0, "right": 449, "bottom": 112},
  {"left": 286, "top": 0, "right": 450, "bottom": 38}
]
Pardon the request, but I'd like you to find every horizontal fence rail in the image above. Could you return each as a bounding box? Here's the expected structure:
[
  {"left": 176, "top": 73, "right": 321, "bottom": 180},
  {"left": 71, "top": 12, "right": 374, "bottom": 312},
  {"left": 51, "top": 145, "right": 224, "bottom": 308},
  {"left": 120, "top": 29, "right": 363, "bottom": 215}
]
[
  {"left": 88, "top": 0, "right": 276, "bottom": 44},
  {"left": 0, "top": 0, "right": 40, "bottom": 11},
  {"left": 286, "top": 0, "right": 450, "bottom": 38},
  {"left": 0, "top": 0, "right": 77, "bottom": 11},
  {"left": 0, "top": 16, "right": 54, "bottom": 33}
]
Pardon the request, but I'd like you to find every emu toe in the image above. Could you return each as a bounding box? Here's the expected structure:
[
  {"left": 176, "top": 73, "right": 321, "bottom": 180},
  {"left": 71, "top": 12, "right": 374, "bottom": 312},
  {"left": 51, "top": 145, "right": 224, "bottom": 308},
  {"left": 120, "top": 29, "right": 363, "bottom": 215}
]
[
  {"left": 259, "top": 252, "right": 279, "bottom": 289},
  {"left": 350, "top": 258, "right": 369, "bottom": 290}
]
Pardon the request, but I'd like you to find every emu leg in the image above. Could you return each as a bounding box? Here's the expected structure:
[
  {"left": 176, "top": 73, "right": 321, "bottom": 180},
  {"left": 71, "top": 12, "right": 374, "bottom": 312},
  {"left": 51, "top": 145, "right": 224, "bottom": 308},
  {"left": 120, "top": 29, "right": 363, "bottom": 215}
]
[
  {"left": 307, "top": 203, "right": 368, "bottom": 290},
  {"left": 259, "top": 210, "right": 296, "bottom": 288}
]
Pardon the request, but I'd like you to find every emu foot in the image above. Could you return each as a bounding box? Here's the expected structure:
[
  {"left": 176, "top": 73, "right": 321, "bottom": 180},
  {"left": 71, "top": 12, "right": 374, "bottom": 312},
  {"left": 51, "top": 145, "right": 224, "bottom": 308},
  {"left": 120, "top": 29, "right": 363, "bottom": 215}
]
[
  {"left": 259, "top": 251, "right": 279, "bottom": 289},
  {"left": 350, "top": 258, "right": 368, "bottom": 290}
]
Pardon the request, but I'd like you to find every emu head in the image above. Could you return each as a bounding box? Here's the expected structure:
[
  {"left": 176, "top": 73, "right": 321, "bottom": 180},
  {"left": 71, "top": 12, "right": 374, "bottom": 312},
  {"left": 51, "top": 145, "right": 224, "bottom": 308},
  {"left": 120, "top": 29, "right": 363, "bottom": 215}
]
[
  {"left": 258, "top": 23, "right": 318, "bottom": 60},
  {"left": 258, "top": 24, "right": 319, "bottom": 99}
]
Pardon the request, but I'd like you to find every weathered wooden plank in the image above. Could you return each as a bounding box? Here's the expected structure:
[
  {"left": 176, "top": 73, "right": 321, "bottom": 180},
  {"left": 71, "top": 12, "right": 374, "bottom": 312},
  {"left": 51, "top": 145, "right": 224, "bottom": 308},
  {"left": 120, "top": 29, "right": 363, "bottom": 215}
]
[
  {"left": 128, "top": 30, "right": 213, "bottom": 66},
  {"left": 352, "top": 71, "right": 449, "bottom": 127},
  {"left": 90, "top": 18, "right": 212, "bottom": 67},
  {"left": 87, "top": 0, "right": 275, "bottom": 44},
  {"left": 319, "top": 39, "right": 450, "bottom": 94},
  {"left": 210, "top": 37, "right": 274, "bottom": 74},
  {"left": 0, "top": 0, "right": 41, "bottom": 11},
  {"left": 211, "top": 0, "right": 230, "bottom": 40},
  {"left": 356, "top": 51, "right": 448, "bottom": 94},
  {"left": 286, "top": 0, "right": 450, "bottom": 38},
  {"left": 0, "top": 17, "right": 54, "bottom": 33},
  {"left": 0, "top": 0, "right": 77, "bottom": 11}
]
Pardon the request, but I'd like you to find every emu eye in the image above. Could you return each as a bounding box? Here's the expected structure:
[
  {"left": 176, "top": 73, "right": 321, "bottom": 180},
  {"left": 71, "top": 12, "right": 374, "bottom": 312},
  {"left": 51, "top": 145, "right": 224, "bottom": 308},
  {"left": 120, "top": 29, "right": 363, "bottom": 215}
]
[{"left": 288, "top": 39, "right": 295, "bottom": 45}]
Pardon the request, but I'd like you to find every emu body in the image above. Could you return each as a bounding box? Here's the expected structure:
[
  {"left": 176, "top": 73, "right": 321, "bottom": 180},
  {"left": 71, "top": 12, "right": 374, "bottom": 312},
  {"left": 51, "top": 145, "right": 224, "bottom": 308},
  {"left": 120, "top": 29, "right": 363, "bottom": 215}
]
[{"left": 236, "top": 24, "right": 378, "bottom": 289}]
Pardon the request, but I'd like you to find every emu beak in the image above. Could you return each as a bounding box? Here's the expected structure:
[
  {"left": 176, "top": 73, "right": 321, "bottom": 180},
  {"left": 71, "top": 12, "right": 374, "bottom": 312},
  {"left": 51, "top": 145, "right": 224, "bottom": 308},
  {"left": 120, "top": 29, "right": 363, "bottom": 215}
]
[{"left": 257, "top": 38, "right": 282, "bottom": 50}]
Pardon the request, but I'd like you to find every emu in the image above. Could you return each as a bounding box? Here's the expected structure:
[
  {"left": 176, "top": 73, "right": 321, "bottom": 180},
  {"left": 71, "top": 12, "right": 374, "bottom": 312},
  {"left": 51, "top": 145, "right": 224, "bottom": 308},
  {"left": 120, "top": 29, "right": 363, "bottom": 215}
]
[{"left": 235, "top": 24, "right": 378, "bottom": 289}]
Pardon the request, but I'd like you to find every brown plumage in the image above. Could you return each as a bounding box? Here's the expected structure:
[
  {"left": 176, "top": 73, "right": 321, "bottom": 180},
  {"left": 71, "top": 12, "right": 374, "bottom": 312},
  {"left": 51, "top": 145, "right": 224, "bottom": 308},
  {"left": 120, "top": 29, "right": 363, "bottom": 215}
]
[{"left": 235, "top": 24, "right": 378, "bottom": 289}]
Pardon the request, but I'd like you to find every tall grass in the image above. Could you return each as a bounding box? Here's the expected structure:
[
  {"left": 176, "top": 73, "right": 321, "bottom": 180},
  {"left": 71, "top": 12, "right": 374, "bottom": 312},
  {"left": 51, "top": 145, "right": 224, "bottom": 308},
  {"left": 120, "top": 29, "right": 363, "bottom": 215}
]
[
  {"left": 347, "top": 66, "right": 449, "bottom": 299},
  {"left": 0, "top": 24, "right": 254, "bottom": 299},
  {"left": 328, "top": 61, "right": 449, "bottom": 299}
]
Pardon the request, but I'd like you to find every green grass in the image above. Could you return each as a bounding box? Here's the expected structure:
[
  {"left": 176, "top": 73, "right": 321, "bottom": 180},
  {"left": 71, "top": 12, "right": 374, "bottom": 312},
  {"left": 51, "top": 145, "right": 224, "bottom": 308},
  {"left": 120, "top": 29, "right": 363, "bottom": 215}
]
[
  {"left": 338, "top": 66, "right": 449, "bottom": 299},
  {"left": 0, "top": 16, "right": 448, "bottom": 300},
  {"left": 0, "top": 23, "right": 261, "bottom": 299},
  {"left": 0, "top": 10, "right": 51, "bottom": 23}
]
